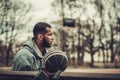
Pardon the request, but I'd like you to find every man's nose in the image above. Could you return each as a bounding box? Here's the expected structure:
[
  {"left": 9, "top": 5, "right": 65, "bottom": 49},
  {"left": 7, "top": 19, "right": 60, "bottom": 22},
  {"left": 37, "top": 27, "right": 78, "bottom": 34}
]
[{"left": 52, "top": 36, "right": 54, "bottom": 41}]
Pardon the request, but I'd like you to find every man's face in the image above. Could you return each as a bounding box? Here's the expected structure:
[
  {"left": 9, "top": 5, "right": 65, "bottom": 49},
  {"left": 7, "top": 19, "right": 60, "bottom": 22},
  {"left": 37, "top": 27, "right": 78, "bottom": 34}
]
[{"left": 42, "top": 27, "right": 54, "bottom": 48}]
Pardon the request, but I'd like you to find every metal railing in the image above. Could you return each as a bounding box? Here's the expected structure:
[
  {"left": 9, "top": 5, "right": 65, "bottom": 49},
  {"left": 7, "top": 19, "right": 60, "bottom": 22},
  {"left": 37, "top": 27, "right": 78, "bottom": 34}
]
[{"left": 0, "top": 68, "right": 120, "bottom": 80}]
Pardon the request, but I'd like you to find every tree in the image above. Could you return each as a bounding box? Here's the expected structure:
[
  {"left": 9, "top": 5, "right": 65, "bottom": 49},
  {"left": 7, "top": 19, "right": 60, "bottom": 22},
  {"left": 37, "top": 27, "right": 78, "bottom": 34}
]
[
  {"left": 0, "top": 0, "right": 31, "bottom": 66},
  {"left": 51, "top": 0, "right": 120, "bottom": 66},
  {"left": 95, "top": 0, "right": 120, "bottom": 63}
]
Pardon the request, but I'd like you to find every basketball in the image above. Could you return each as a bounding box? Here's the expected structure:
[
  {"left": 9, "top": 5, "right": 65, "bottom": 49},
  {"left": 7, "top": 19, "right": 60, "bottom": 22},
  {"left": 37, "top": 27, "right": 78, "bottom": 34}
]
[{"left": 44, "top": 50, "right": 68, "bottom": 73}]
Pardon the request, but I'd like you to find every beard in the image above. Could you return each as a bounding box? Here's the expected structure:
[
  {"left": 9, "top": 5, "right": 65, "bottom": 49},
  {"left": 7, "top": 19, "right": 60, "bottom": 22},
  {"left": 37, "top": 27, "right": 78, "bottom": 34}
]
[{"left": 42, "top": 37, "right": 51, "bottom": 48}]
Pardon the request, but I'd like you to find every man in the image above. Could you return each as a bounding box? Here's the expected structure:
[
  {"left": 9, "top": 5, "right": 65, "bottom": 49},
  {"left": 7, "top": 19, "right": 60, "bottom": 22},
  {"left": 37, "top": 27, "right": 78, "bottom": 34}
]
[{"left": 12, "top": 22, "right": 54, "bottom": 71}]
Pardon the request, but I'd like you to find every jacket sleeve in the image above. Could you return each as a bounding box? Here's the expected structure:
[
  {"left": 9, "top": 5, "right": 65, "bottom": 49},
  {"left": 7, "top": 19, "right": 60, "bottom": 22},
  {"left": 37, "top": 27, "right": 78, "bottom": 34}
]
[{"left": 12, "top": 54, "right": 34, "bottom": 71}]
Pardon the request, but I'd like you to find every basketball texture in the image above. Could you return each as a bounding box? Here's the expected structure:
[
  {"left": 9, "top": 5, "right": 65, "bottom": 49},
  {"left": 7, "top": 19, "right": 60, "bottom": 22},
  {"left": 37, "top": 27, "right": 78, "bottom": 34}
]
[{"left": 44, "top": 50, "right": 68, "bottom": 73}]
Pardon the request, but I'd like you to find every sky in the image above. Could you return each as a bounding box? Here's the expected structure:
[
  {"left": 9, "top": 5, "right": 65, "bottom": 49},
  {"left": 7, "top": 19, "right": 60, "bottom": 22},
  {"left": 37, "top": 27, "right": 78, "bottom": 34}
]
[
  {"left": 18, "top": 0, "right": 58, "bottom": 41},
  {"left": 24, "top": 0, "right": 58, "bottom": 23}
]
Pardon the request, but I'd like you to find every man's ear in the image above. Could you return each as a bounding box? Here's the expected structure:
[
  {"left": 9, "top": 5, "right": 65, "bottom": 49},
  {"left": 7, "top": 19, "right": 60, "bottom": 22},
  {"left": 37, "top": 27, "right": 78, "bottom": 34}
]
[{"left": 38, "top": 34, "right": 43, "bottom": 40}]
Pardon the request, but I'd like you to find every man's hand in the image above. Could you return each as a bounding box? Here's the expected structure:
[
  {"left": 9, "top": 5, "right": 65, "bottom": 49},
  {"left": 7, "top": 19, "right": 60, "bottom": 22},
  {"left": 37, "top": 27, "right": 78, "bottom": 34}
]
[{"left": 34, "top": 70, "right": 49, "bottom": 80}]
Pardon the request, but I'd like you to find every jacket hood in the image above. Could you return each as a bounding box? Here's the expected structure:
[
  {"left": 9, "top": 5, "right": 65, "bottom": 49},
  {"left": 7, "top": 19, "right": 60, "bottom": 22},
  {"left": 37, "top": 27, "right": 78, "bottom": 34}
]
[{"left": 22, "top": 38, "right": 44, "bottom": 58}]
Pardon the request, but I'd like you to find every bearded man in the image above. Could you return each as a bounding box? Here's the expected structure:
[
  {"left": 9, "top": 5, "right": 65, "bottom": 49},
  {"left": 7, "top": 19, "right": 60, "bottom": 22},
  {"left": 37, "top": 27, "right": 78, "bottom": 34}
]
[{"left": 12, "top": 22, "right": 54, "bottom": 71}]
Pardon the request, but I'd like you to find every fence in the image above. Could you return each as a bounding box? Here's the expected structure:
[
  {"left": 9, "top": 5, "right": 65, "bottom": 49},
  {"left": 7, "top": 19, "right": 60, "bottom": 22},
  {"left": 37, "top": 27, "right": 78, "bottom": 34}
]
[{"left": 0, "top": 68, "right": 120, "bottom": 80}]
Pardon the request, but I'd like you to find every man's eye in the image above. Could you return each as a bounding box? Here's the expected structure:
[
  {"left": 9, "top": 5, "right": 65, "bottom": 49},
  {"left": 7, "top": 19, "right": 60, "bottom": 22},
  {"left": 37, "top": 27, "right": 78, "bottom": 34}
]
[{"left": 49, "top": 34, "right": 52, "bottom": 36}]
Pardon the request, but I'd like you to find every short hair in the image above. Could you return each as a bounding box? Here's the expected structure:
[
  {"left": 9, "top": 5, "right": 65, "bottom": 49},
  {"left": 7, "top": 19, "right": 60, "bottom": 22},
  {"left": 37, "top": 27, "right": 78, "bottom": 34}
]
[{"left": 33, "top": 22, "right": 52, "bottom": 39}]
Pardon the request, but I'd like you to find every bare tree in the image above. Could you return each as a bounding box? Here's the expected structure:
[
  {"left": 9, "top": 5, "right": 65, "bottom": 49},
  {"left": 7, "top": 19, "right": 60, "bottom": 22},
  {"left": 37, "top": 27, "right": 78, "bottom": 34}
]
[
  {"left": 0, "top": 0, "right": 31, "bottom": 66},
  {"left": 51, "top": 0, "right": 120, "bottom": 67},
  {"left": 95, "top": 0, "right": 120, "bottom": 63}
]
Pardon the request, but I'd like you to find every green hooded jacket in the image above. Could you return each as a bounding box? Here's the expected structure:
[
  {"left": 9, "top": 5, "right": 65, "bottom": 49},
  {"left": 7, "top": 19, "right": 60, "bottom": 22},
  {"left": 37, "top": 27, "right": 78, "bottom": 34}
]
[{"left": 12, "top": 38, "right": 47, "bottom": 71}]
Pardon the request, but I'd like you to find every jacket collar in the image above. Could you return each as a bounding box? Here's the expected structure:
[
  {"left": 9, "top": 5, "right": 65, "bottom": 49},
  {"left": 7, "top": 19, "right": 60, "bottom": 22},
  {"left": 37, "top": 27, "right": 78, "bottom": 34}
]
[{"left": 33, "top": 40, "right": 48, "bottom": 58}]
